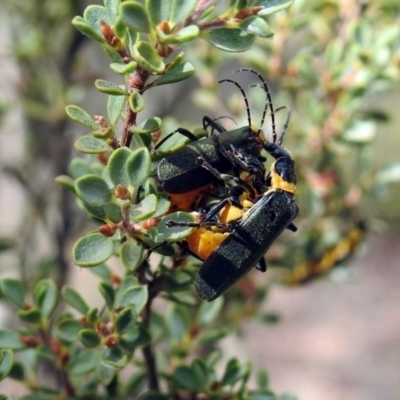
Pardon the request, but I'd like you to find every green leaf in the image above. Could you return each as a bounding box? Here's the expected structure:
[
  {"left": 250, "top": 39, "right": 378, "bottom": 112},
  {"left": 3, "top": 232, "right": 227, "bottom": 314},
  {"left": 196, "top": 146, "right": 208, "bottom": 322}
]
[
  {"left": 17, "top": 308, "right": 42, "bottom": 324},
  {"left": 33, "top": 279, "right": 58, "bottom": 320},
  {"left": 79, "top": 329, "right": 101, "bottom": 348},
  {"left": 169, "top": 0, "right": 197, "bottom": 26},
  {"left": 256, "top": 369, "right": 269, "bottom": 389},
  {"left": 84, "top": 5, "right": 111, "bottom": 32},
  {"left": 197, "top": 327, "right": 229, "bottom": 346},
  {"left": 108, "top": 147, "right": 133, "bottom": 188},
  {"left": 124, "top": 368, "right": 147, "bottom": 396},
  {"left": 99, "top": 281, "right": 115, "bottom": 309},
  {"left": 8, "top": 361, "right": 25, "bottom": 381},
  {"left": 103, "top": 202, "right": 123, "bottom": 223},
  {"left": 72, "top": 16, "right": 105, "bottom": 43},
  {"left": 115, "top": 306, "right": 137, "bottom": 334},
  {"left": 86, "top": 307, "right": 99, "bottom": 325},
  {"left": 105, "top": 0, "right": 120, "bottom": 22},
  {"left": 66, "top": 105, "right": 98, "bottom": 129},
  {"left": 120, "top": 1, "right": 151, "bottom": 33},
  {"left": 116, "top": 285, "right": 148, "bottom": 313},
  {"left": 132, "top": 41, "right": 165, "bottom": 73},
  {"left": 121, "top": 325, "right": 151, "bottom": 350},
  {"left": 120, "top": 240, "right": 144, "bottom": 271},
  {"left": 69, "top": 158, "right": 93, "bottom": 179},
  {"left": 150, "top": 194, "right": 170, "bottom": 218},
  {"left": 173, "top": 365, "right": 198, "bottom": 391},
  {"left": 54, "top": 319, "right": 82, "bottom": 342},
  {"left": 107, "top": 95, "right": 126, "bottom": 126},
  {"left": 0, "top": 350, "right": 13, "bottom": 381},
  {"left": 73, "top": 233, "right": 114, "bottom": 267},
  {"left": 156, "top": 211, "right": 195, "bottom": 242},
  {"left": 162, "top": 270, "right": 193, "bottom": 292},
  {"left": 110, "top": 61, "right": 138, "bottom": 75},
  {"left": 0, "top": 330, "right": 24, "bottom": 350},
  {"left": 155, "top": 61, "right": 195, "bottom": 86},
  {"left": 167, "top": 303, "right": 190, "bottom": 342},
  {"left": 69, "top": 349, "right": 98, "bottom": 376},
  {"left": 61, "top": 286, "right": 89, "bottom": 314},
  {"left": 221, "top": 359, "right": 250, "bottom": 386},
  {"left": 75, "top": 174, "right": 112, "bottom": 205},
  {"left": 127, "top": 147, "right": 151, "bottom": 187},
  {"left": 201, "top": 28, "right": 256, "bottom": 52},
  {"left": 158, "top": 24, "right": 199, "bottom": 44},
  {"left": 130, "top": 194, "right": 157, "bottom": 221},
  {"left": 128, "top": 90, "right": 145, "bottom": 113},
  {"left": 74, "top": 135, "right": 112, "bottom": 154},
  {"left": 146, "top": 0, "right": 170, "bottom": 26},
  {"left": 240, "top": 16, "right": 272, "bottom": 38},
  {"left": 0, "top": 279, "right": 25, "bottom": 308},
  {"left": 191, "top": 358, "right": 210, "bottom": 390},
  {"left": 197, "top": 296, "right": 223, "bottom": 326},
  {"left": 257, "top": 0, "right": 294, "bottom": 15},
  {"left": 95, "top": 79, "right": 127, "bottom": 95},
  {"left": 97, "top": 361, "right": 119, "bottom": 385},
  {"left": 130, "top": 116, "right": 162, "bottom": 134}
]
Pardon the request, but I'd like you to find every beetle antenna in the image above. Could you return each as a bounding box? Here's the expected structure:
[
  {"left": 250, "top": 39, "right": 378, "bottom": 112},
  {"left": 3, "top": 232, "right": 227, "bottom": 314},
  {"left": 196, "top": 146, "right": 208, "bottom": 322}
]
[
  {"left": 213, "top": 115, "right": 238, "bottom": 126},
  {"left": 235, "top": 68, "right": 277, "bottom": 143},
  {"left": 218, "top": 78, "right": 252, "bottom": 129},
  {"left": 275, "top": 105, "right": 291, "bottom": 145}
]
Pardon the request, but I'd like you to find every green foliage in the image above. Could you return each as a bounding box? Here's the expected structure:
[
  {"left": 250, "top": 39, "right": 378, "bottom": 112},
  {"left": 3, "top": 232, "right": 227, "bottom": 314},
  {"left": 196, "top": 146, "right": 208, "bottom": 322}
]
[{"left": 2, "top": 0, "right": 400, "bottom": 399}]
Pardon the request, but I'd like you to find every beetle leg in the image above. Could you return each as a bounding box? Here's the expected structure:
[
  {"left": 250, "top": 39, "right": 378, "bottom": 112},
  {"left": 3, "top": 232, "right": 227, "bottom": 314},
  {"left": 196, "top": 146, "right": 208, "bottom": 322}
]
[
  {"left": 255, "top": 257, "right": 267, "bottom": 272},
  {"left": 152, "top": 127, "right": 199, "bottom": 153},
  {"left": 203, "top": 116, "right": 227, "bottom": 135},
  {"left": 287, "top": 222, "right": 298, "bottom": 232}
]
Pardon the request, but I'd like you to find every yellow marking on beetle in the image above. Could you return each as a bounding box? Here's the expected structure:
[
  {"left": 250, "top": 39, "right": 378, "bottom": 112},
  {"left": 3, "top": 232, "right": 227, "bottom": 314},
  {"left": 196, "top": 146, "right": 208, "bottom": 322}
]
[{"left": 270, "top": 165, "right": 297, "bottom": 194}]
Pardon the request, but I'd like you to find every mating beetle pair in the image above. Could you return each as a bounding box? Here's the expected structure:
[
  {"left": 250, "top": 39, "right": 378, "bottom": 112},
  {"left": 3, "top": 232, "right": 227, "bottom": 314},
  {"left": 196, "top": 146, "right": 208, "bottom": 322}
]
[{"left": 155, "top": 69, "right": 299, "bottom": 301}]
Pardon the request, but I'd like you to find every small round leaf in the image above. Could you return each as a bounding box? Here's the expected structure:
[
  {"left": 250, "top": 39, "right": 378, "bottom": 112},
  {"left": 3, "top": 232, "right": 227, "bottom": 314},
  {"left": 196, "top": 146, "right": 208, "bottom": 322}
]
[
  {"left": 61, "top": 286, "right": 89, "bottom": 315},
  {"left": 0, "top": 350, "right": 14, "bottom": 381},
  {"left": 132, "top": 41, "right": 165, "bottom": 73},
  {"left": 115, "top": 306, "right": 137, "bottom": 334},
  {"left": 79, "top": 329, "right": 101, "bottom": 348},
  {"left": 75, "top": 175, "right": 112, "bottom": 205},
  {"left": 54, "top": 319, "right": 83, "bottom": 342},
  {"left": 146, "top": 0, "right": 170, "bottom": 26},
  {"left": 33, "top": 279, "right": 58, "bottom": 319},
  {"left": 95, "top": 79, "right": 127, "bottom": 96},
  {"left": 130, "top": 116, "right": 162, "bottom": 134},
  {"left": 169, "top": 0, "right": 197, "bottom": 26},
  {"left": 0, "top": 330, "right": 24, "bottom": 350},
  {"left": 66, "top": 105, "right": 98, "bottom": 129},
  {"left": 127, "top": 147, "right": 151, "bottom": 187},
  {"left": 74, "top": 135, "right": 112, "bottom": 154},
  {"left": 72, "top": 16, "right": 105, "bottom": 43},
  {"left": 156, "top": 212, "right": 196, "bottom": 242},
  {"left": 107, "top": 95, "right": 127, "bottom": 126},
  {"left": 201, "top": 28, "right": 256, "bottom": 52},
  {"left": 17, "top": 308, "right": 42, "bottom": 324},
  {"left": 120, "top": 1, "right": 151, "bottom": 33},
  {"left": 116, "top": 285, "right": 148, "bottom": 313},
  {"left": 130, "top": 194, "right": 157, "bottom": 221},
  {"left": 73, "top": 233, "right": 114, "bottom": 267},
  {"left": 0, "top": 279, "right": 25, "bottom": 308},
  {"left": 69, "top": 349, "right": 98, "bottom": 376},
  {"left": 108, "top": 147, "right": 133, "bottom": 188},
  {"left": 257, "top": 0, "right": 294, "bottom": 15},
  {"left": 120, "top": 240, "right": 144, "bottom": 271},
  {"left": 128, "top": 91, "right": 145, "bottom": 113}
]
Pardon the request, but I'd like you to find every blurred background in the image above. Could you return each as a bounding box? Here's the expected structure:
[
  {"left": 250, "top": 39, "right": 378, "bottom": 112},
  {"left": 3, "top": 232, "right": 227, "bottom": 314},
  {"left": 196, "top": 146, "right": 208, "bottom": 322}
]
[{"left": 0, "top": 0, "right": 399, "bottom": 398}]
